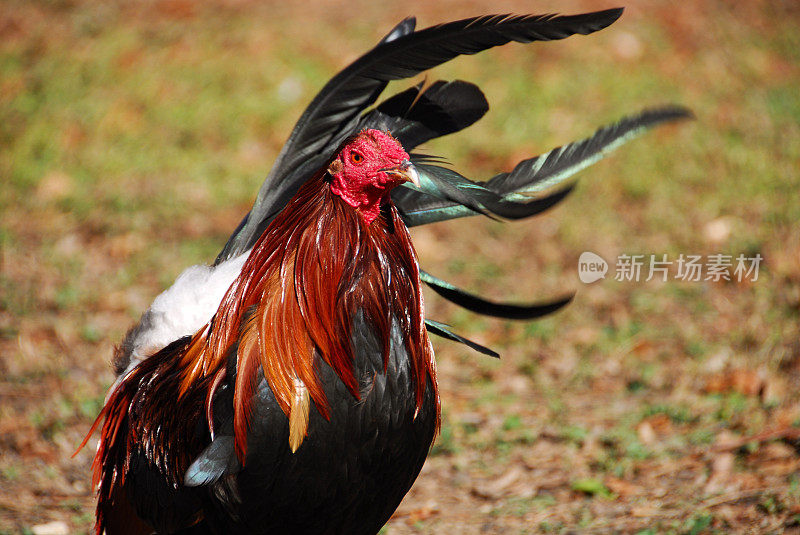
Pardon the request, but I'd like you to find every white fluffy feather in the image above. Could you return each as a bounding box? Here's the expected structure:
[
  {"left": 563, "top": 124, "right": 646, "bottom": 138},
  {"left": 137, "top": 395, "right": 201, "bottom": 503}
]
[{"left": 125, "top": 252, "right": 248, "bottom": 371}]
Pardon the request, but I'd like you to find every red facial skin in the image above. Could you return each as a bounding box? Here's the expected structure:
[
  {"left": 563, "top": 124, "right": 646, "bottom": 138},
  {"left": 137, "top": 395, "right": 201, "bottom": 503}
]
[{"left": 328, "top": 130, "right": 411, "bottom": 224}]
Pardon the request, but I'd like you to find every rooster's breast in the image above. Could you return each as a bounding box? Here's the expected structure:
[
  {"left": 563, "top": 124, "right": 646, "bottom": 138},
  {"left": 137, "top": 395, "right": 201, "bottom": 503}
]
[{"left": 196, "top": 311, "right": 437, "bottom": 534}]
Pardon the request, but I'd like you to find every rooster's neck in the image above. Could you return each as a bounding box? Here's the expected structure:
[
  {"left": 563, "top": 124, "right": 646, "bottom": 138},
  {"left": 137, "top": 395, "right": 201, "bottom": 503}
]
[{"left": 176, "top": 174, "right": 438, "bottom": 457}]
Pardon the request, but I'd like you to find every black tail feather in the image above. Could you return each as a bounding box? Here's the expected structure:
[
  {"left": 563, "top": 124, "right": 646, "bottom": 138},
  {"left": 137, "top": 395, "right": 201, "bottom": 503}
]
[
  {"left": 425, "top": 319, "right": 499, "bottom": 358},
  {"left": 216, "top": 9, "right": 624, "bottom": 263},
  {"left": 421, "top": 270, "right": 574, "bottom": 320}
]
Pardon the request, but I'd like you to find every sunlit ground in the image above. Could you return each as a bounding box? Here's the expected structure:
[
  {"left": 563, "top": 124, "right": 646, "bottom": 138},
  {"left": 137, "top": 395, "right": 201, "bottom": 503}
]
[{"left": 1, "top": 1, "right": 799, "bottom": 533}]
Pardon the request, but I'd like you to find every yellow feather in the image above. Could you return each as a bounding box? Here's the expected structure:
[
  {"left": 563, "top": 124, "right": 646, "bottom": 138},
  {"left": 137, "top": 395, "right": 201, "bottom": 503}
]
[{"left": 288, "top": 377, "right": 310, "bottom": 453}]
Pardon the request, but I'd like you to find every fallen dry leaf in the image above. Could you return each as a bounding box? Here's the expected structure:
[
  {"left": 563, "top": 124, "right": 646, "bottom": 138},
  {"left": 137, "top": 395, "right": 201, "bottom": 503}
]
[
  {"left": 637, "top": 420, "right": 657, "bottom": 446},
  {"left": 605, "top": 476, "right": 641, "bottom": 497},
  {"left": 31, "top": 521, "right": 70, "bottom": 535},
  {"left": 704, "top": 367, "right": 764, "bottom": 396},
  {"left": 703, "top": 217, "right": 733, "bottom": 244},
  {"left": 406, "top": 505, "right": 438, "bottom": 525},
  {"left": 471, "top": 465, "right": 529, "bottom": 500},
  {"left": 704, "top": 452, "right": 735, "bottom": 494}
]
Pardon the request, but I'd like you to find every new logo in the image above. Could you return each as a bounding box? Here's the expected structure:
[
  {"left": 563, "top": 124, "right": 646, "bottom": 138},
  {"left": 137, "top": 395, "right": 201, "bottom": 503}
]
[{"left": 578, "top": 251, "right": 608, "bottom": 284}]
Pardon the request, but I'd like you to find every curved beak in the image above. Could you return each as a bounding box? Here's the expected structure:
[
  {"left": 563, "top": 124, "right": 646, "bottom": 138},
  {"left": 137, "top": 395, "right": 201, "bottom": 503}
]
[{"left": 382, "top": 159, "right": 421, "bottom": 188}]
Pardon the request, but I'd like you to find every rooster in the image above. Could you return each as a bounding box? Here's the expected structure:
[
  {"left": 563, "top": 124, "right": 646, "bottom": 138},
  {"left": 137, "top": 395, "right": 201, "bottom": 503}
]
[{"left": 81, "top": 8, "right": 690, "bottom": 534}]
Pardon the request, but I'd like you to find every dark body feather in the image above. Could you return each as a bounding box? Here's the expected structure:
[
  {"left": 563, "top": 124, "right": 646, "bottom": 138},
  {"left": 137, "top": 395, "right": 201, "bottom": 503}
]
[
  {"left": 197, "top": 315, "right": 436, "bottom": 534},
  {"left": 97, "top": 315, "right": 435, "bottom": 534},
  {"left": 91, "top": 172, "right": 438, "bottom": 534}
]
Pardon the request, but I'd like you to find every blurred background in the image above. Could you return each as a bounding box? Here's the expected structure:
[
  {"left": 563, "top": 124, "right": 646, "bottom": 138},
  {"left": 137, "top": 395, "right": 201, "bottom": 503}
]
[{"left": 1, "top": 0, "right": 798, "bottom": 532}]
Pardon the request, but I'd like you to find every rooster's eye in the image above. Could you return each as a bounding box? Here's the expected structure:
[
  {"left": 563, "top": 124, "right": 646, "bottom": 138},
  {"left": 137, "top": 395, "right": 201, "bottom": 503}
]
[{"left": 349, "top": 151, "right": 364, "bottom": 165}]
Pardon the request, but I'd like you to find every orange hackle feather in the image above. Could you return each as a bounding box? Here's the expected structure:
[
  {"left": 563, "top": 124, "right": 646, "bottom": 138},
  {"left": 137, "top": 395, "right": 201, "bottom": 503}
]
[
  {"left": 81, "top": 159, "right": 439, "bottom": 533},
  {"left": 175, "top": 168, "right": 440, "bottom": 459}
]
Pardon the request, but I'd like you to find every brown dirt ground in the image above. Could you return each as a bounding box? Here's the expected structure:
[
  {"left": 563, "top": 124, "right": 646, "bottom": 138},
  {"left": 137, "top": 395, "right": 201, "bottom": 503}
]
[{"left": 2, "top": 1, "right": 799, "bottom": 533}]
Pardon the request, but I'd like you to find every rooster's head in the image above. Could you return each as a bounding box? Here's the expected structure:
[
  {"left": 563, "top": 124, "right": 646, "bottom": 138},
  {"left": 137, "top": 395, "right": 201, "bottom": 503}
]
[{"left": 328, "top": 129, "right": 419, "bottom": 223}]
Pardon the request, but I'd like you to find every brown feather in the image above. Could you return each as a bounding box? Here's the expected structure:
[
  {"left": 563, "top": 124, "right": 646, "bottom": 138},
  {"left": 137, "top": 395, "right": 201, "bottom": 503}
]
[
  {"left": 83, "top": 164, "right": 440, "bottom": 532},
  {"left": 169, "top": 170, "right": 439, "bottom": 458},
  {"left": 234, "top": 309, "right": 262, "bottom": 460}
]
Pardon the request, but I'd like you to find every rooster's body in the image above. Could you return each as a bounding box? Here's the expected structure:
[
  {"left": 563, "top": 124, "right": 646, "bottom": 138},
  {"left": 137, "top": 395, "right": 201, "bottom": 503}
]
[{"left": 85, "top": 8, "right": 690, "bottom": 534}]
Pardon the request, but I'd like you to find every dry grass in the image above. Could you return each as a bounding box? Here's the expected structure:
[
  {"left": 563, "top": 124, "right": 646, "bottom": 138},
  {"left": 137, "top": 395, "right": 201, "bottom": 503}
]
[{"left": 1, "top": 1, "right": 799, "bottom": 533}]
